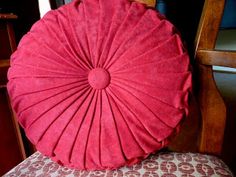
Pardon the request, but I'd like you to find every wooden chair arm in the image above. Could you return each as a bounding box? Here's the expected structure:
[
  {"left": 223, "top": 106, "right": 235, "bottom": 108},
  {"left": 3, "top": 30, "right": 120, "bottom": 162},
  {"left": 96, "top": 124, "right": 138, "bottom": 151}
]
[{"left": 196, "top": 49, "right": 236, "bottom": 68}]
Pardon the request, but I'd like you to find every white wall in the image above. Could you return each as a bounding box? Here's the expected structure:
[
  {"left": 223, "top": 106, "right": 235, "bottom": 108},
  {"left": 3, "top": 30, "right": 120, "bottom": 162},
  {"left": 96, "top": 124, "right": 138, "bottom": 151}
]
[{"left": 38, "top": 0, "right": 51, "bottom": 18}]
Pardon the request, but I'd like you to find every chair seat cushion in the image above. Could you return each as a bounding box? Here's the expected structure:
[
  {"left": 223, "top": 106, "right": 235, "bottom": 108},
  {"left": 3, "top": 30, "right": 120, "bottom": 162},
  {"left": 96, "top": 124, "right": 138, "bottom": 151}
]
[
  {"left": 4, "top": 152, "right": 233, "bottom": 177},
  {"left": 7, "top": 0, "right": 192, "bottom": 170}
]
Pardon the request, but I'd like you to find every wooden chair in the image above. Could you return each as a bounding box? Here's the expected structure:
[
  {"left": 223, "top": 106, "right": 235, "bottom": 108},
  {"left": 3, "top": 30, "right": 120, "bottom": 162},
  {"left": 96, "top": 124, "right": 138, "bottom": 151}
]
[{"left": 3, "top": 0, "right": 235, "bottom": 176}]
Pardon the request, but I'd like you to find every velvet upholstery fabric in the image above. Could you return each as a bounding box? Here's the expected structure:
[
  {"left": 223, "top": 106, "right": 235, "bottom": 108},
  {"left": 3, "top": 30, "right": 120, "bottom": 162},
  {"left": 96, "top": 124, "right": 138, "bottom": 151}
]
[{"left": 7, "top": 0, "right": 192, "bottom": 170}]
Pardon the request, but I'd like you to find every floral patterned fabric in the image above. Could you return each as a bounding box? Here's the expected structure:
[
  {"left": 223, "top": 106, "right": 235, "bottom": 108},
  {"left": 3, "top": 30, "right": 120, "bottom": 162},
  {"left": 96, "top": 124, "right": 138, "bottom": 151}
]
[{"left": 4, "top": 152, "right": 233, "bottom": 177}]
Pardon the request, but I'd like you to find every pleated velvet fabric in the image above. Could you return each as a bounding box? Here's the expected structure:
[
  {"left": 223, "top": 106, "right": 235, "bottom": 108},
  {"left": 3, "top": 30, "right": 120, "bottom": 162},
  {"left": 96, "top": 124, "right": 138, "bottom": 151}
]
[{"left": 7, "top": 0, "right": 192, "bottom": 170}]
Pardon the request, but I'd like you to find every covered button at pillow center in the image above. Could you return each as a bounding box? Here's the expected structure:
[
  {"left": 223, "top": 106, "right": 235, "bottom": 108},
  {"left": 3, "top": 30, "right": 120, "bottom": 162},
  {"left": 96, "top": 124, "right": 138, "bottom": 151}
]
[{"left": 88, "top": 68, "right": 110, "bottom": 89}]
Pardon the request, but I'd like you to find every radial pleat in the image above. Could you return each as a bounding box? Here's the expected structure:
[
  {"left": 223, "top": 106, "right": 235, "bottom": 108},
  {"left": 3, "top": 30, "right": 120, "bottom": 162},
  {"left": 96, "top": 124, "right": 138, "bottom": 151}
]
[
  {"left": 112, "top": 71, "right": 191, "bottom": 92},
  {"left": 96, "top": 1, "right": 131, "bottom": 68},
  {"left": 11, "top": 42, "right": 81, "bottom": 73},
  {"left": 104, "top": 11, "right": 169, "bottom": 69},
  {"left": 100, "top": 90, "right": 126, "bottom": 168},
  {"left": 85, "top": 90, "right": 103, "bottom": 169},
  {"left": 109, "top": 35, "right": 184, "bottom": 72},
  {"left": 30, "top": 87, "right": 92, "bottom": 152},
  {"left": 106, "top": 87, "right": 163, "bottom": 152},
  {"left": 69, "top": 90, "right": 97, "bottom": 169},
  {"left": 110, "top": 81, "right": 186, "bottom": 128},
  {"left": 51, "top": 88, "right": 94, "bottom": 166},
  {"left": 14, "top": 81, "right": 88, "bottom": 123},
  {"left": 108, "top": 85, "right": 174, "bottom": 142},
  {"left": 30, "top": 24, "right": 83, "bottom": 70},
  {"left": 105, "top": 92, "right": 145, "bottom": 158},
  {"left": 22, "top": 84, "right": 90, "bottom": 130},
  {"left": 8, "top": 78, "right": 86, "bottom": 102},
  {"left": 83, "top": 0, "right": 100, "bottom": 66},
  {"left": 111, "top": 53, "right": 190, "bottom": 75},
  {"left": 67, "top": 4, "right": 94, "bottom": 68},
  {"left": 102, "top": 2, "right": 146, "bottom": 68}
]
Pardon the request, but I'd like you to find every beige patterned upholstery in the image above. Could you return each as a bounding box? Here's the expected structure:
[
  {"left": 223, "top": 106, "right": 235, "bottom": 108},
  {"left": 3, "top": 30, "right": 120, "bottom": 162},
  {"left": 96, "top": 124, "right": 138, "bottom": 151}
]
[{"left": 3, "top": 152, "right": 233, "bottom": 177}]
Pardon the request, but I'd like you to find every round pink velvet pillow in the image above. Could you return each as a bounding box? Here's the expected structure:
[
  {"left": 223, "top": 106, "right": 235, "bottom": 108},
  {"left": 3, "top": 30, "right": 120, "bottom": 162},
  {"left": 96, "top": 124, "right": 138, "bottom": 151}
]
[{"left": 7, "top": 0, "right": 192, "bottom": 170}]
